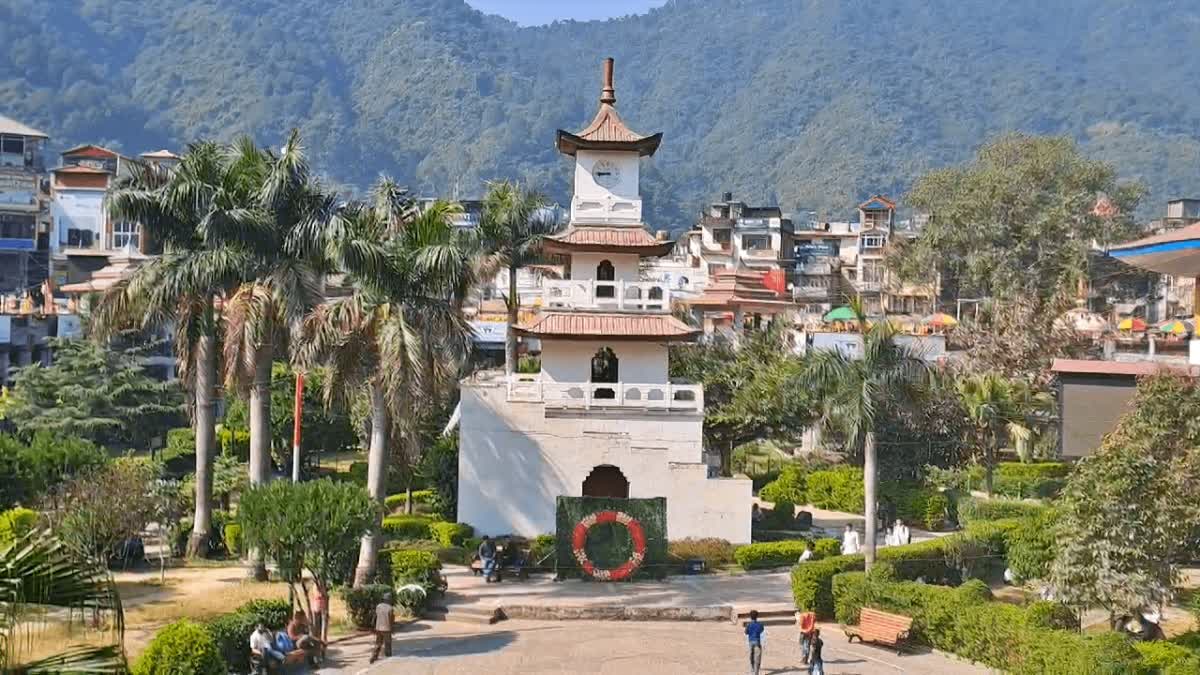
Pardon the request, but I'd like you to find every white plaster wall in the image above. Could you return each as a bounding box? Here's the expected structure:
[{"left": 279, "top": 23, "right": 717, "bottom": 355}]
[
  {"left": 540, "top": 340, "right": 668, "bottom": 384},
  {"left": 458, "top": 382, "right": 752, "bottom": 543},
  {"left": 570, "top": 252, "right": 640, "bottom": 283},
  {"left": 573, "top": 150, "right": 640, "bottom": 201}
]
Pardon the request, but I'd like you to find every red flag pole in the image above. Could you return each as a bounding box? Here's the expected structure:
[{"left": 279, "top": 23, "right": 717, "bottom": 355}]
[{"left": 292, "top": 371, "right": 304, "bottom": 482}]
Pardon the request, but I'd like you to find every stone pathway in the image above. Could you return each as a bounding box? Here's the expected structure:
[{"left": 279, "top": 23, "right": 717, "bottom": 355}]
[{"left": 322, "top": 619, "right": 992, "bottom": 674}]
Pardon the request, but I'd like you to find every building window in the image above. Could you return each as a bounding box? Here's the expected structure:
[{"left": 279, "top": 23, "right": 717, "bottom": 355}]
[
  {"left": 112, "top": 221, "right": 140, "bottom": 250},
  {"left": 862, "top": 235, "right": 885, "bottom": 249},
  {"left": 0, "top": 135, "right": 25, "bottom": 167},
  {"left": 713, "top": 229, "right": 731, "bottom": 248},
  {"left": 742, "top": 234, "right": 770, "bottom": 251},
  {"left": 595, "top": 260, "right": 615, "bottom": 298}
]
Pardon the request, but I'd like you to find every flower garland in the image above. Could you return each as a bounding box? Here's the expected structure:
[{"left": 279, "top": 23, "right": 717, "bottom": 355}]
[{"left": 571, "top": 510, "right": 647, "bottom": 581}]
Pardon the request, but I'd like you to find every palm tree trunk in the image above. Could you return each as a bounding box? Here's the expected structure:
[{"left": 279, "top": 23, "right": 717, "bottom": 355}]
[
  {"left": 863, "top": 431, "right": 878, "bottom": 570},
  {"left": 505, "top": 262, "right": 518, "bottom": 374},
  {"left": 984, "top": 439, "right": 995, "bottom": 497},
  {"left": 354, "top": 381, "right": 389, "bottom": 587},
  {"left": 187, "top": 332, "right": 217, "bottom": 558},
  {"left": 248, "top": 344, "right": 273, "bottom": 581}
]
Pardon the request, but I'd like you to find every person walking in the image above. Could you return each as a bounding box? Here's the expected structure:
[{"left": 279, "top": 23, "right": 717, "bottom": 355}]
[
  {"left": 840, "top": 523, "right": 860, "bottom": 555},
  {"left": 745, "top": 609, "right": 765, "bottom": 675},
  {"left": 369, "top": 593, "right": 394, "bottom": 664},
  {"left": 796, "top": 611, "right": 816, "bottom": 664},
  {"left": 808, "top": 627, "right": 825, "bottom": 675}
]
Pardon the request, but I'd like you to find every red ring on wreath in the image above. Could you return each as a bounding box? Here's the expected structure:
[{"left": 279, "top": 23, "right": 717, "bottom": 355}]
[{"left": 571, "top": 510, "right": 648, "bottom": 581}]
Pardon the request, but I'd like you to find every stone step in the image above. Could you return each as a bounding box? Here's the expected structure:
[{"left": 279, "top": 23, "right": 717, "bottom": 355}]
[
  {"left": 734, "top": 608, "right": 796, "bottom": 627},
  {"left": 424, "top": 605, "right": 504, "bottom": 625}
]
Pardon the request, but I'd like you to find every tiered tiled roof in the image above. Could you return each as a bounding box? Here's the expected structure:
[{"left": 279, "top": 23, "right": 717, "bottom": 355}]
[
  {"left": 514, "top": 312, "right": 699, "bottom": 341},
  {"left": 686, "top": 268, "right": 798, "bottom": 311},
  {"left": 543, "top": 225, "right": 674, "bottom": 256},
  {"left": 555, "top": 58, "right": 662, "bottom": 157}
]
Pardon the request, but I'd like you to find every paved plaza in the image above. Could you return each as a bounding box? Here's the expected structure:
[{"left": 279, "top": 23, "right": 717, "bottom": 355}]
[{"left": 323, "top": 619, "right": 992, "bottom": 674}]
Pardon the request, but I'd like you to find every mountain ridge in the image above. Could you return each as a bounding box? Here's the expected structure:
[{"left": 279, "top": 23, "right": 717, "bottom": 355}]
[{"left": 1, "top": 0, "right": 1197, "bottom": 224}]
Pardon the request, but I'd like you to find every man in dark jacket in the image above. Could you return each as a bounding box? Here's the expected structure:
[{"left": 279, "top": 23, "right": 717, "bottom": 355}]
[{"left": 478, "top": 535, "right": 498, "bottom": 582}]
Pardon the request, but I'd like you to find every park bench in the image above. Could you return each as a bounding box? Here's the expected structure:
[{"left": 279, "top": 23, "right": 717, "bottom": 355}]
[
  {"left": 250, "top": 645, "right": 321, "bottom": 674},
  {"left": 843, "top": 607, "right": 913, "bottom": 654}
]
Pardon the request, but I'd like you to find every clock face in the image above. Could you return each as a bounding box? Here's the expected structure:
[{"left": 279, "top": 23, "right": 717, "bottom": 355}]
[{"left": 592, "top": 160, "right": 621, "bottom": 188}]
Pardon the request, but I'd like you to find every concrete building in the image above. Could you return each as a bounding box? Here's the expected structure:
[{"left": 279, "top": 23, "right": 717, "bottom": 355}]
[
  {"left": 0, "top": 114, "right": 51, "bottom": 297},
  {"left": 692, "top": 192, "right": 793, "bottom": 283},
  {"left": 457, "top": 58, "right": 752, "bottom": 544}
]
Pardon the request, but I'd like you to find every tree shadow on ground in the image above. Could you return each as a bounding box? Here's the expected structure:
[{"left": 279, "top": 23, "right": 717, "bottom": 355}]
[{"left": 391, "top": 629, "right": 519, "bottom": 658}]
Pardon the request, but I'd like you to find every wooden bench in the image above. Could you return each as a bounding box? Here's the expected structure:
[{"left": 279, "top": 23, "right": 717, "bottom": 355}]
[
  {"left": 843, "top": 607, "right": 913, "bottom": 653},
  {"left": 251, "top": 646, "right": 320, "bottom": 674}
]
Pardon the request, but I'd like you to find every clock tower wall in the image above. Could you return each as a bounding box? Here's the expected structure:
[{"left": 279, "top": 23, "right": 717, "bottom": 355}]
[{"left": 571, "top": 150, "right": 642, "bottom": 224}]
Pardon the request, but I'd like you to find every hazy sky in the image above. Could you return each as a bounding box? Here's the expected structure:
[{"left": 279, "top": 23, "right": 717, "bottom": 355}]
[{"left": 467, "top": 0, "right": 667, "bottom": 26}]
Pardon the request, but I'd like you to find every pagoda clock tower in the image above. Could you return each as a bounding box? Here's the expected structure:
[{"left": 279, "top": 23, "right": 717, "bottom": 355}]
[{"left": 456, "top": 59, "right": 751, "bottom": 544}]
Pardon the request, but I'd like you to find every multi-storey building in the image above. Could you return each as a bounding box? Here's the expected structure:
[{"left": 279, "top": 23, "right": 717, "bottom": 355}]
[
  {"left": 457, "top": 58, "right": 751, "bottom": 543},
  {"left": 0, "top": 115, "right": 50, "bottom": 297},
  {"left": 695, "top": 192, "right": 793, "bottom": 282},
  {"left": 792, "top": 218, "right": 858, "bottom": 317}
]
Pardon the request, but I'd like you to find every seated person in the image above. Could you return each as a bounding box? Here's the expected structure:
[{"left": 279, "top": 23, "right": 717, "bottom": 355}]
[
  {"left": 286, "top": 610, "right": 322, "bottom": 651},
  {"left": 274, "top": 628, "right": 296, "bottom": 655},
  {"left": 249, "top": 623, "right": 284, "bottom": 671},
  {"left": 751, "top": 504, "right": 765, "bottom": 523}
]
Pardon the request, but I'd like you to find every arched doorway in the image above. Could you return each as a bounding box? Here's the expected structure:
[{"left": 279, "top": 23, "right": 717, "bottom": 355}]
[
  {"left": 582, "top": 464, "right": 629, "bottom": 498},
  {"left": 591, "top": 346, "right": 618, "bottom": 399},
  {"left": 596, "top": 260, "right": 615, "bottom": 298}
]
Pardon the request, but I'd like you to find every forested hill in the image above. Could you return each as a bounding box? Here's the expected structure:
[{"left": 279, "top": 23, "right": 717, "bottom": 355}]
[{"left": 3, "top": 0, "right": 1199, "bottom": 225}]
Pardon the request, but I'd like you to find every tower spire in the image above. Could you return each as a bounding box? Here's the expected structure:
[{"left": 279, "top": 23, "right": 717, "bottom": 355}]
[{"left": 601, "top": 57, "right": 616, "bottom": 105}]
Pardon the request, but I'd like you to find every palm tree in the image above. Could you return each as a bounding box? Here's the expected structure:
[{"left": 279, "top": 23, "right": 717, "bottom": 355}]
[
  {"left": 297, "top": 188, "right": 474, "bottom": 586},
  {"left": 1, "top": 530, "right": 126, "bottom": 673},
  {"left": 220, "top": 132, "right": 331, "bottom": 489},
  {"left": 956, "top": 372, "right": 1045, "bottom": 495},
  {"left": 476, "top": 181, "right": 559, "bottom": 374},
  {"left": 94, "top": 144, "right": 259, "bottom": 558},
  {"left": 807, "top": 300, "right": 930, "bottom": 569}
]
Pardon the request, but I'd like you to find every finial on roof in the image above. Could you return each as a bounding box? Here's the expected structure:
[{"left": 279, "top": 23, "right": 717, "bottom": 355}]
[{"left": 601, "top": 58, "right": 616, "bottom": 105}]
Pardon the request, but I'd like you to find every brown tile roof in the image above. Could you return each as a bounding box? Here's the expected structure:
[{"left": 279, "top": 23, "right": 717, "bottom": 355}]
[
  {"left": 858, "top": 194, "right": 897, "bottom": 210},
  {"left": 685, "top": 268, "right": 797, "bottom": 310},
  {"left": 1051, "top": 358, "right": 1200, "bottom": 377},
  {"left": 555, "top": 59, "right": 661, "bottom": 157},
  {"left": 61, "top": 144, "right": 121, "bottom": 159},
  {"left": 543, "top": 226, "right": 674, "bottom": 256},
  {"left": 514, "top": 312, "right": 699, "bottom": 341}
]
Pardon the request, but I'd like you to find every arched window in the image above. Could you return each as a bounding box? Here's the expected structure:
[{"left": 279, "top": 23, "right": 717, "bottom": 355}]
[
  {"left": 596, "top": 260, "right": 615, "bottom": 298},
  {"left": 591, "top": 346, "right": 618, "bottom": 399}
]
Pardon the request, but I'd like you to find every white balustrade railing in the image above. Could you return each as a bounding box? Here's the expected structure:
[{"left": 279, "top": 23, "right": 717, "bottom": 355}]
[
  {"left": 506, "top": 374, "right": 703, "bottom": 411},
  {"left": 542, "top": 279, "right": 671, "bottom": 312}
]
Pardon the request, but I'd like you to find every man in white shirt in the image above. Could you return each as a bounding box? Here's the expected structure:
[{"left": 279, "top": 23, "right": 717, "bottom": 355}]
[
  {"left": 798, "top": 540, "right": 814, "bottom": 563},
  {"left": 840, "top": 524, "right": 860, "bottom": 555},
  {"left": 250, "top": 623, "right": 285, "bottom": 670},
  {"left": 893, "top": 519, "right": 910, "bottom": 546}
]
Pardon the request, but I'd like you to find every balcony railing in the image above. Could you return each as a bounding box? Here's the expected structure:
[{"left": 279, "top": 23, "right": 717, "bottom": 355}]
[
  {"left": 571, "top": 196, "right": 642, "bottom": 224},
  {"left": 542, "top": 279, "right": 670, "bottom": 312},
  {"left": 737, "top": 217, "right": 782, "bottom": 229},
  {"left": 794, "top": 286, "right": 833, "bottom": 299},
  {"left": 795, "top": 261, "right": 833, "bottom": 275},
  {"left": 507, "top": 374, "right": 704, "bottom": 411}
]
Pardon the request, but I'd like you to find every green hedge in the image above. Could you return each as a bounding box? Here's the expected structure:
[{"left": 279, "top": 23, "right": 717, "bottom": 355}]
[
  {"left": 384, "top": 490, "right": 435, "bottom": 511},
  {"left": 806, "top": 466, "right": 865, "bottom": 512},
  {"left": 341, "top": 583, "right": 392, "bottom": 629},
  {"left": 204, "top": 599, "right": 291, "bottom": 673},
  {"left": 758, "top": 463, "right": 807, "bottom": 504},
  {"left": 223, "top": 522, "right": 243, "bottom": 557},
  {"left": 734, "top": 537, "right": 842, "bottom": 570},
  {"left": 957, "top": 496, "right": 1049, "bottom": 525},
  {"left": 217, "top": 426, "right": 250, "bottom": 460},
  {"left": 668, "top": 538, "right": 736, "bottom": 571},
  {"left": 967, "top": 462, "right": 1070, "bottom": 499},
  {"left": 1006, "top": 508, "right": 1058, "bottom": 582},
  {"left": 790, "top": 519, "right": 1021, "bottom": 618},
  {"left": 832, "top": 573, "right": 1149, "bottom": 674},
  {"left": 429, "top": 522, "right": 474, "bottom": 547},
  {"left": 135, "top": 619, "right": 225, "bottom": 675},
  {"left": 381, "top": 514, "right": 436, "bottom": 540},
  {"left": 390, "top": 549, "right": 443, "bottom": 587},
  {"left": 800, "top": 466, "right": 948, "bottom": 530},
  {"left": 0, "top": 507, "right": 37, "bottom": 546}
]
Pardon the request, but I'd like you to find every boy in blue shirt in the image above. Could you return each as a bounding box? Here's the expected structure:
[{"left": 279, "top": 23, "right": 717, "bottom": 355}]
[{"left": 744, "top": 609, "right": 765, "bottom": 675}]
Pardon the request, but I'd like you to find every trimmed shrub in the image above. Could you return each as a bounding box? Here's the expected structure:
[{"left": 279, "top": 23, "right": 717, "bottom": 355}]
[
  {"left": 758, "top": 463, "right": 807, "bottom": 505},
  {"left": 381, "top": 514, "right": 436, "bottom": 540},
  {"left": 1025, "top": 601, "right": 1077, "bottom": 631},
  {"left": 134, "top": 619, "right": 224, "bottom": 675},
  {"left": 833, "top": 574, "right": 1143, "bottom": 674},
  {"left": 813, "top": 538, "right": 841, "bottom": 559},
  {"left": 204, "top": 599, "right": 288, "bottom": 675},
  {"left": 957, "top": 495, "right": 1048, "bottom": 525},
  {"left": 793, "top": 554, "right": 865, "bottom": 616},
  {"left": 163, "top": 427, "right": 195, "bottom": 462},
  {"left": 806, "top": 467, "right": 864, "bottom": 512},
  {"left": 994, "top": 462, "right": 1069, "bottom": 499},
  {"left": 341, "top": 583, "right": 392, "bottom": 630},
  {"left": 762, "top": 498, "right": 795, "bottom": 530},
  {"left": 0, "top": 507, "right": 37, "bottom": 546},
  {"left": 669, "top": 538, "right": 736, "bottom": 571},
  {"left": 1137, "top": 641, "right": 1200, "bottom": 674},
  {"left": 429, "top": 521, "right": 474, "bottom": 547},
  {"left": 1006, "top": 509, "right": 1058, "bottom": 582},
  {"left": 390, "top": 549, "right": 443, "bottom": 588},
  {"left": 223, "top": 522, "right": 243, "bottom": 557},
  {"left": 383, "top": 490, "right": 435, "bottom": 511},
  {"left": 217, "top": 426, "right": 251, "bottom": 461},
  {"left": 735, "top": 540, "right": 814, "bottom": 570}
]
